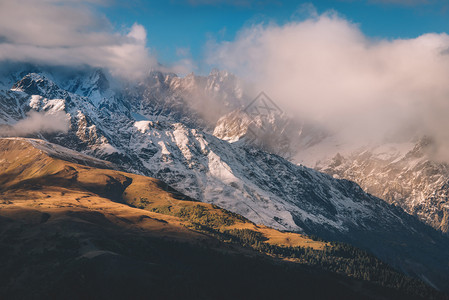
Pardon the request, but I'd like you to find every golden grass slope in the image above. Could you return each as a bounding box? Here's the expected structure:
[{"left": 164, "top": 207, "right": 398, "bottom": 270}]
[{"left": 0, "top": 138, "right": 327, "bottom": 251}]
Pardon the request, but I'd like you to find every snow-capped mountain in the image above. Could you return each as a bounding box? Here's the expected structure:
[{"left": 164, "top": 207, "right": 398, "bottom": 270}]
[
  {"left": 214, "top": 104, "right": 449, "bottom": 236},
  {"left": 1, "top": 66, "right": 449, "bottom": 290},
  {"left": 294, "top": 136, "right": 449, "bottom": 234},
  {"left": 213, "top": 108, "right": 329, "bottom": 159}
]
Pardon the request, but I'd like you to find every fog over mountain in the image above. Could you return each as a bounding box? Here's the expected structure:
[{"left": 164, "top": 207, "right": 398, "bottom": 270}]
[
  {"left": 0, "top": 110, "right": 69, "bottom": 137},
  {"left": 207, "top": 11, "right": 449, "bottom": 162}
]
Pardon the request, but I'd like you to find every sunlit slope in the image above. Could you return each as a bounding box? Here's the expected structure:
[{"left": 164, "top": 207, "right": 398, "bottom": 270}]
[{"left": 0, "top": 137, "right": 323, "bottom": 249}]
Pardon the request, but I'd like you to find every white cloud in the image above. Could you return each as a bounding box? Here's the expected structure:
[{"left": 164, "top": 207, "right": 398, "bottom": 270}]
[
  {"left": 0, "top": 110, "right": 69, "bottom": 137},
  {"left": 0, "top": 0, "right": 157, "bottom": 79},
  {"left": 206, "top": 11, "right": 449, "bottom": 159},
  {"left": 128, "top": 23, "right": 147, "bottom": 42}
]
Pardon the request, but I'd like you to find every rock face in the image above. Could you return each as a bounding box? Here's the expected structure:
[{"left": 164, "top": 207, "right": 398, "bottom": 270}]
[{"left": 1, "top": 65, "right": 449, "bottom": 290}]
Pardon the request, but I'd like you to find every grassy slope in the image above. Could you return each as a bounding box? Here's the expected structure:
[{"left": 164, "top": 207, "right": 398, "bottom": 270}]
[
  {"left": 0, "top": 138, "right": 324, "bottom": 250},
  {"left": 0, "top": 138, "right": 444, "bottom": 299}
]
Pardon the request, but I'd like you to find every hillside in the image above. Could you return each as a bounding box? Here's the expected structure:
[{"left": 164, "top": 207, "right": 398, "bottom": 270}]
[{"left": 0, "top": 138, "right": 442, "bottom": 299}]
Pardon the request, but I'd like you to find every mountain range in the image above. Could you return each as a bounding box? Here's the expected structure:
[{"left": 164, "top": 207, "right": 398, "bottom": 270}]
[{"left": 1, "top": 63, "right": 449, "bottom": 296}]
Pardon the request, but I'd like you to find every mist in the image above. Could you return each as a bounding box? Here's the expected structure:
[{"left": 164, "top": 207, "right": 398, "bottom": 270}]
[
  {"left": 0, "top": 111, "right": 69, "bottom": 137},
  {"left": 206, "top": 11, "right": 449, "bottom": 160}
]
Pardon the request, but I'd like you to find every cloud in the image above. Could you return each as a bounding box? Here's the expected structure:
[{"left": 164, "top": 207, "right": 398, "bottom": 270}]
[
  {"left": 170, "top": 47, "right": 197, "bottom": 75},
  {"left": 0, "top": 111, "right": 69, "bottom": 137},
  {"left": 0, "top": 0, "right": 157, "bottom": 79},
  {"left": 206, "top": 11, "right": 449, "bottom": 160}
]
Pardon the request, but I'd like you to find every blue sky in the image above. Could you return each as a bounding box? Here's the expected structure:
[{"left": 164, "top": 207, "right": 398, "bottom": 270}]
[{"left": 102, "top": 0, "right": 449, "bottom": 67}]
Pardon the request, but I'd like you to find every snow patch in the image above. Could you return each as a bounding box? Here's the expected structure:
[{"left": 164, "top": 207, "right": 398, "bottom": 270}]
[
  {"left": 134, "top": 120, "right": 152, "bottom": 133},
  {"left": 98, "top": 143, "right": 119, "bottom": 155},
  {"left": 29, "top": 95, "right": 41, "bottom": 109}
]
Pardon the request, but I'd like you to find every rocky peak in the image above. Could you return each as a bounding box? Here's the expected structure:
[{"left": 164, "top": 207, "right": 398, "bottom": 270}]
[{"left": 11, "top": 73, "right": 60, "bottom": 96}]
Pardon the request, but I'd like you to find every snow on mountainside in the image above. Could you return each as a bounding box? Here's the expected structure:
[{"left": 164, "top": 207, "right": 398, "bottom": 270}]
[
  {"left": 213, "top": 109, "right": 329, "bottom": 158},
  {"left": 302, "top": 136, "right": 449, "bottom": 234},
  {"left": 65, "top": 69, "right": 114, "bottom": 107},
  {"left": 1, "top": 66, "right": 449, "bottom": 290},
  {"left": 214, "top": 107, "right": 449, "bottom": 235}
]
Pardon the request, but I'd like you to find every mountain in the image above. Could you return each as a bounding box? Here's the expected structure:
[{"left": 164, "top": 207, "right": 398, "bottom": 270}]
[
  {"left": 296, "top": 136, "right": 449, "bottom": 235},
  {"left": 1, "top": 66, "right": 449, "bottom": 292},
  {"left": 213, "top": 102, "right": 449, "bottom": 236},
  {"left": 1, "top": 138, "right": 440, "bottom": 299},
  {"left": 123, "top": 69, "right": 246, "bottom": 130},
  {"left": 213, "top": 108, "right": 328, "bottom": 159}
]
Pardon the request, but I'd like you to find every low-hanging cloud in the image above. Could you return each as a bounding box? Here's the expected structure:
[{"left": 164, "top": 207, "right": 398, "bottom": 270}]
[
  {"left": 0, "top": 111, "right": 69, "bottom": 137},
  {"left": 206, "top": 11, "right": 449, "bottom": 160},
  {"left": 0, "top": 0, "right": 157, "bottom": 79}
]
